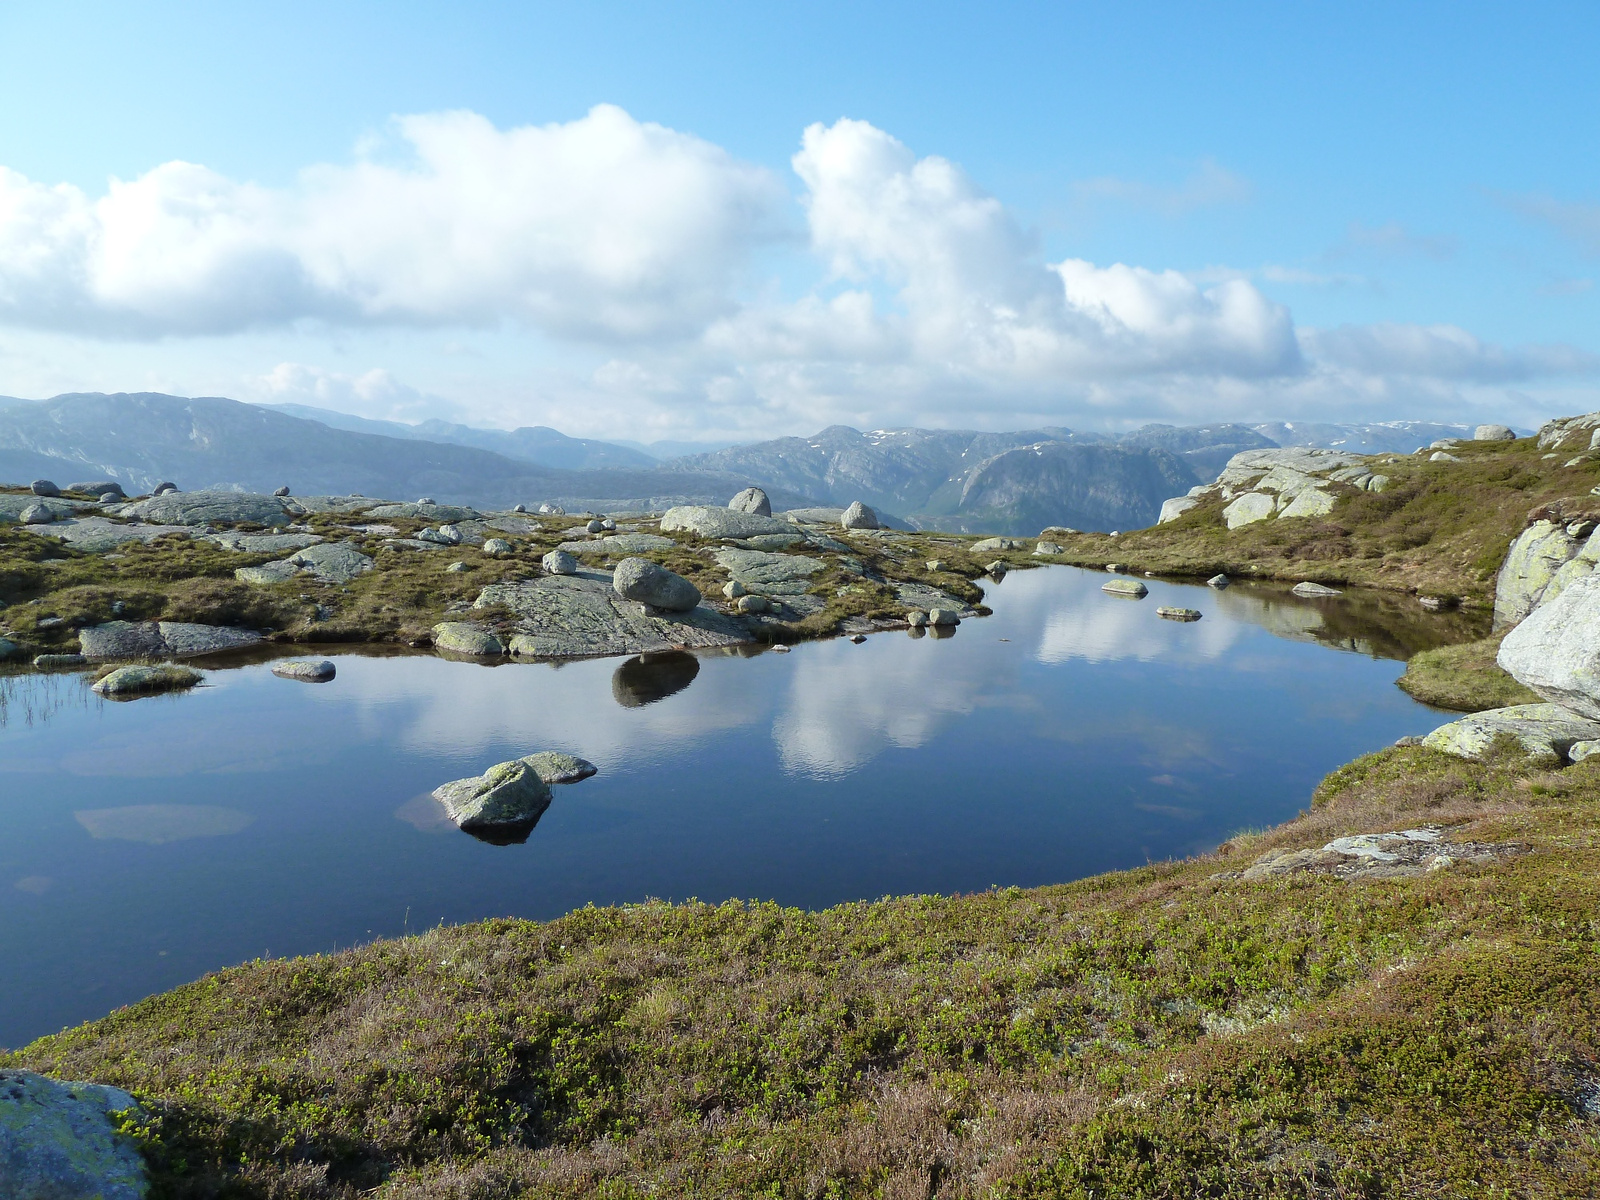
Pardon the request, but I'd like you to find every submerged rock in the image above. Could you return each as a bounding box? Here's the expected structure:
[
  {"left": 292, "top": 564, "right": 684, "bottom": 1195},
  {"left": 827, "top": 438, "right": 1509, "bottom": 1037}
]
[
  {"left": 91, "top": 664, "right": 203, "bottom": 697},
  {"left": 271, "top": 659, "right": 336, "bottom": 682},
  {"left": 1422, "top": 702, "right": 1600, "bottom": 766},
  {"left": 728, "top": 486, "right": 772, "bottom": 516},
  {"left": 1157, "top": 607, "right": 1202, "bottom": 622},
  {"left": 1291, "top": 581, "right": 1342, "bottom": 598},
  {"left": 432, "top": 760, "right": 551, "bottom": 834},
  {"left": 0, "top": 1069, "right": 148, "bottom": 1200},
  {"left": 432, "top": 622, "right": 505, "bottom": 657},
  {"left": 613, "top": 557, "right": 701, "bottom": 611}
]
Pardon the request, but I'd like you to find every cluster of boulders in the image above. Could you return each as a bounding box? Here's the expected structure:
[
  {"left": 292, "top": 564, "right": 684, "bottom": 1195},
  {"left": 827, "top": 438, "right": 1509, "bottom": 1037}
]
[
  {"left": 1158, "top": 447, "right": 1390, "bottom": 529},
  {"left": 432, "top": 751, "right": 597, "bottom": 840}
]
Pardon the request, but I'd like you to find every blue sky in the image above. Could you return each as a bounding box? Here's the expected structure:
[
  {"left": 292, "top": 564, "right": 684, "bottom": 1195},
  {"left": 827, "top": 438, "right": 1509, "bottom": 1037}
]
[{"left": 0, "top": 1, "right": 1595, "bottom": 438}]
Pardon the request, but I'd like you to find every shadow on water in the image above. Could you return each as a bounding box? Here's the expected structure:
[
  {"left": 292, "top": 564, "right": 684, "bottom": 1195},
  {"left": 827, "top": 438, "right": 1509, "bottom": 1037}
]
[{"left": 611, "top": 651, "right": 701, "bottom": 707}]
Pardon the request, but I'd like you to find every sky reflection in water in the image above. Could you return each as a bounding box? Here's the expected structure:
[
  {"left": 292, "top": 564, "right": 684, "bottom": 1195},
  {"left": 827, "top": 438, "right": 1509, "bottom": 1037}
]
[{"left": 0, "top": 566, "right": 1467, "bottom": 1046}]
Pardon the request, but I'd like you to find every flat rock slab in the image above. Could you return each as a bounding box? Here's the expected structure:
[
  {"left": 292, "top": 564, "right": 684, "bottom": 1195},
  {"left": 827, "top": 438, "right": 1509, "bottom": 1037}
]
[
  {"left": 207, "top": 532, "right": 322, "bottom": 554},
  {"left": 362, "top": 502, "right": 480, "bottom": 522},
  {"left": 79, "top": 620, "right": 262, "bottom": 661},
  {"left": 0, "top": 495, "right": 90, "bottom": 523},
  {"left": 281, "top": 495, "right": 384, "bottom": 514},
  {"left": 1423, "top": 702, "right": 1600, "bottom": 767},
  {"left": 288, "top": 541, "right": 374, "bottom": 583},
  {"left": 893, "top": 582, "right": 978, "bottom": 618},
  {"left": 117, "top": 490, "right": 290, "bottom": 527},
  {"left": 235, "top": 561, "right": 300, "bottom": 585},
  {"left": 0, "top": 1070, "right": 148, "bottom": 1200},
  {"left": 783, "top": 507, "right": 845, "bottom": 525},
  {"left": 712, "top": 547, "right": 824, "bottom": 595},
  {"left": 486, "top": 516, "right": 544, "bottom": 535},
  {"left": 24, "top": 516, "right": 190, "bottom": 552},
  {"left": 598, "top": 532, "right": 676, "bottom": 554},
  {"left": 271, "top": 659, "right": 336, "bottom": 682},
  {"left": 1240, "top": 826, "right": 1527, "bottom": 882},
  {"left": 1102, "top": 578, "right": 1149, "bottom": 598},
  {"left": 477, "top": 572, "right": 753, "bottom": 659},
  {"left": 660, "top": 505, "right": 797, "bottom": 539}
]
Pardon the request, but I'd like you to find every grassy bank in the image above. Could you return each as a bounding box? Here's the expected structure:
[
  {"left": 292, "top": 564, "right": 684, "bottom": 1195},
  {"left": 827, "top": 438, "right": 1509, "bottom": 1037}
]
[
  {"left": 1034, "top": 436, "right": 1600, "bottom": 607},
  {"left": 7, "top": 741, "right": 1600, "bottom": 1197}
]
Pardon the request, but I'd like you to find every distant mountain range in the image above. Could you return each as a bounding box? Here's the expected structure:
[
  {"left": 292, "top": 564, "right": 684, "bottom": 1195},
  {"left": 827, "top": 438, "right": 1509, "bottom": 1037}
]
[{"left": 0, "top": 391, "right": 1482, "bottom": 534}]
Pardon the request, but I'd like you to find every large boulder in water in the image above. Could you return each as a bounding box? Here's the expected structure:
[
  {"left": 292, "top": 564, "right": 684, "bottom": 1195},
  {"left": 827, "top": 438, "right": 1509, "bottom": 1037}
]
[
  {"left": 432, "top": 760, "right": 551, "bottom": 834},
  {"left": 728, "top": 487, "right": 772, "bottom": 517},
  {"left": 0, "top": 1069, "right": 149, "bottom": 1200},
  {"left": 613, "top": 557, "right": 701, "bottom": 611},
  {"left": 1498, "top": 572, "right": 1600, "bottom": 719}
]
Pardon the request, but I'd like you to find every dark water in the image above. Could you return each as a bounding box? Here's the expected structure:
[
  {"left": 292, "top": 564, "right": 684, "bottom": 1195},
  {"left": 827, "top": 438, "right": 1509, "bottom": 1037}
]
[{"left": 0, "top": 566, "right": 1477, "bottom": 1048}]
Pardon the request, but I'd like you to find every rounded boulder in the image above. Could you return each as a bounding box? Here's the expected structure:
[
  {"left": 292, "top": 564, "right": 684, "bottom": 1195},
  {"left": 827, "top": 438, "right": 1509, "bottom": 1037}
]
[
  {"left": 841, "top": 500, "right": 880, "bottom": 530},
  {"left": 729, "top": 487, "right": 772, "bottom": 517},
  {"left": 613, "top": 557, "right": 701, "bottom": 611}
]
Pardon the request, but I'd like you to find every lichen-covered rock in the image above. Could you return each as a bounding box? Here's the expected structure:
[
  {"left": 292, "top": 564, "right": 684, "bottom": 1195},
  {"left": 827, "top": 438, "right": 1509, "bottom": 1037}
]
[
  {"left": 712, "top": 547, "right": 823, "bottom": 596},
  {"left": 117, "top": 490, "right": 290, "bottom": 527},
  {"left": 482, "top": 538, "right": 514, "bottom": 557},
  {"left": 542, "top": 549, "right": 579, "bottom": 575},
  {"left": 0, "top": 1069, "right": 148, "bottom": 1200},
  {"left": 287, "top": 541, "right": 373, "bottom": 583},
  {"left": 1102, "top": 578, "right": 1149, "bottom": 598},
  {"left": 1157, "top": 607, "right": 1202, "bottom": 621},
  {"left": 1292, "top": 581, "right": 1342, "bottom": 597},
  {"left": 928, "top": 607, "right": 960, "bottom": 627},
  {"left": 1158, "top": 496, "right": 1198, "bottom": 523},
  {"left": 1034, "top": 541, "right": 1063, "bottom": 555},
  {"left": 235, "top": 560, "right": 302, "bottom": 585},
  {"left": 1223, "top": 492, "right": 1275, "bottom": 529},
  {"left": 728, "top": 487, "right": 772, "bottom": 516},
  {"left": 1240, "top": 826, "right": 1526, "bottom": 882},
  {"left": 432, "top": 760, "right": 551, "bottom": 832},
  {"left": 520, "top": 751, "right": 598, "bottom": 784},
  {"left": 432, "top": 622, "right": 505, "bottom": 657},
  {"left": 613, "top": 557, "right": 701, "bottom": 611},
  {"left": 841, "top": 500, "right": 880, "bottom": 530},
  {"left": 1422, "top": 703, "right": 1600, "bottom": 766},
  {"left": 485, "top": 574, "right": 752, "bottom": 659},
  {"left": 79, "top": 621, "right": 261, "bottom": 661},
  {"left": 91, "top": 664, "right": 203, "bottom": 697},
  {"left": 1494, "top": 520, "right": 1597, "bottom": 629},
  {"left": 271, "top": 659, "right": 336, "bottom": 682},
  {"left": 1498, "top": 573, "right": 1600, "bottom": 719},
  {"left": 19, "top": 504, "right": 54, "bottom": 524},
  {"left": 659, "top": 505, "right": 795, "bottom": 539},
  {"left": 1278, "top": 487, "right": 1335, "bottom": 519}
]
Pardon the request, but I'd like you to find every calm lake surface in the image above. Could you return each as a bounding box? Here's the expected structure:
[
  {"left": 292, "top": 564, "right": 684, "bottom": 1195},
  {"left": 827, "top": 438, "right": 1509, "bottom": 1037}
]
[{"left": 0, "top": 565, "right": 1477, "bottom": 1047}]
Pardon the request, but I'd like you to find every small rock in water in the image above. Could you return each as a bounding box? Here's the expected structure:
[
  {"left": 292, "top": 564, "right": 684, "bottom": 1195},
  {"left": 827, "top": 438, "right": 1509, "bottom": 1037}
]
[
  {"left": 482, "top": 537, "right": 513, "bottom": 557},
  {"left": 92, "top": 664, "right": 203, "bottom": 696},
  {"left": 850, "top": 633, "right": 867, "bottom": 643},
  {"left": 542, "top": 549, "right": 578, "bottom": 575},
  {"left": 1105, "top": 563, "right": 1122, "bottom": 573},
  {"left": 29, "top": 479, "right": 60, "bottom": 497},
  {"left": 772, "top": 644, "right": 791, "bottom": 652},
  {"left": 1102, "top": 578, "right": 1149, "bottom": 599},
  {"left": 520, "top": 750, "right": 598, "bottom": 784},
  {"left": 432, "top": 621, "right": 505, "bottom": 657},
  {"left": 1291, "top": 581, "right": 1342, "bottom": 598},
  {"left": 614, "top": 557, "right": 701, "bottom": 611},
  {"left": 928, "top": 607, "right": 959, "bottom": 626},
  {"left": 986, "top": 560, "right": 1008, "bottom": 577},
  {"left": 433, "top": 760, "right": 552, "bottom": 835},
  {"left": 1157, "top": 606, "right": 1202, "bottom": 622},
  {"left": 1207, "top": 574, "right": 1230, "bottom": 589},
  {"left": 906, "top": 609, "right": 928, "bottom": 628},
  {"left": 841, "top": 500, "right": 879, "bottom": 530},
  {"left": 271, "top": 659, "right": 336, "bottom": 682},
  {"left": 729, "top": 487, "right": 772, "bottom": 517},
  {"left": 273, "top": 486, "right": 291, "bottom": 497}
]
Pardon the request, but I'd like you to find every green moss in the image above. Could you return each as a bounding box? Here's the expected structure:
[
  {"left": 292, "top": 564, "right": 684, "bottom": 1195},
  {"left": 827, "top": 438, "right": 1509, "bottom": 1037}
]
[{"left": 1398, "top": 633, "right": 1543, "bottom": 712}]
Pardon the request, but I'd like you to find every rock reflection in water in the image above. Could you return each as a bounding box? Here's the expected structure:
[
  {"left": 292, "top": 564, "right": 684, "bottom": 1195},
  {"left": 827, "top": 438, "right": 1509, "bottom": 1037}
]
[{"left": 612, "top": 651, "right": 700, "bottom": 708}]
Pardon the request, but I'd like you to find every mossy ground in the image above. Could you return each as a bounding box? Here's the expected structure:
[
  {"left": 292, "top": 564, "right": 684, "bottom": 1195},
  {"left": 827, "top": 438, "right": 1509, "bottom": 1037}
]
[
  {"left": 1396, "top": 633, "right": 1543, "bottom": 713},
  {"left": 7, "top": 743, "right": 1600, "bottom": 1198},
  {"left": 1037, "top": 437, "right": 1600, "bottom": 608}
]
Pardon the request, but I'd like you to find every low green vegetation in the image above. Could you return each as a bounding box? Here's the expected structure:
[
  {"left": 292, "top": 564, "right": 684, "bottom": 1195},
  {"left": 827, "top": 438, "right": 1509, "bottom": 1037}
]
[
  {"left": 8, "top": 743, "right": 1599, "bottom": 1197},
  {"left": 1397, "top": 633, "right": 1543, "bottom": 712}
]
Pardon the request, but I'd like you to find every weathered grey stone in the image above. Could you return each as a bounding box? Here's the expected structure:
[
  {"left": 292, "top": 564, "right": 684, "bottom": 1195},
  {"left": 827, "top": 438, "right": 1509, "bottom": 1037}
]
[
  {"left": 363, "top": 502, "right": 480, "bottom": 522},
  {"left": 712, "top": 547, "right": 824, "bottom": 596},
  {"left": 432, "top": 622, "right": 505, "bottom": 657},
  {"left": 1498, "top": 573, "right": 1600, "bottom": 719},
  {"left": 1034, "top": 541, "right": 1063, "bottom": 555},
  {"left": 19, "top": 504, "right": 53, "bottom": 524},
  {"left": 1278, "top": 487, "right": 1336, "bottom": 520},
  {"left": 28, "top": 480, "right": 60, "bottom": 497},
  {"left": 273, "top": 485, "right": 291, "bottom": 497},
  {"left": 1429, "top": 451, "right": 1461, "bottom": 463},
  {"left": 235, "top": 560, "right": 301, "bottom": 585},
  {"left": 1291, "top": 581, "right": 1342, "bottom": 597},
  {"left": 600, "top": 532, "right": 676, "bottom": 554},
  {"left": 1494, "top": 520, "right": 1595, "bottom": 629},
  {"left": 1102, "top": 578, "right": 1149, "bottom": 598},
  {"left": 271, "top": 659, "right": 336, "bottom": 682},
  {"left": 79, "top": 621, "right": 261, "bottom": 661},
  {"left": 0, "top": 495, "right": 87, "bottom": 524},
  {"left": 152, "top": 482, "right": 177, "bottom": 495},
  {"left": 1475, "top": 424, "right": 1516, "bottom": 441},
  {"left": 280, "top": 495, "right": 381, "bottom": 515},
  {"left": 542, "top": 549, "right": 579, "bottom": 575},
  {"left": 66, "top": 480, "right": 123, "bottom": 497},
  {"left": 907, "top": 609, "right": 928, "bottom": 628},
  {"left": 483, "top": 573, "right": 752, "bottom": 659},
  {"left": 1216, "top": 447, "right": 1367, "bottom": 488},
  {"left": 520, "top": 751, "right": 598, "bottom": 785},
  {"left": 99, "top": 493, "right": 122, "bottom": 504},
  {"left": 729, "top": 487, "right": 772, "bottom": 516},
  {"left": 585, "top": 519, "right": 606, "bottom": 534},
  {"left": 1157, "top": 607, "right": 1202, "bottom": 621},
  {"left": 1158, "top": 496, "right": 1198, "bottom": 523},
  {"left": 735, "top": 594, "right": 772, "bottom": 614},
  {"left": 119, "top": 490, "right": 290, "bottom": 527},
  {"left": 971, "top": 537, "right": 1021, "bottom": 553},
  {"left": 1239, "top": 826, "right": 1525, "bottom": 882},
  {"left": 1208, "top": 574, "right": 1230, "bottom": 589},
  {"left": 894, "top": 582, "right": 976, "bottom": 618},
  {"left": 613, "top": 557, "right": 701, "bottom": 611},
  {"left": 288, "top": 542, "right": 373, "bottom": 583},
  {"left": 1423, "top": 702, "right": 1600, "bottom": 766},
  {"left": 91, "top": 664, "right": 203, "bottom": 696},
  {"left": 482, "top": 537, "right": 514, "bottom": 557},
  {"left": 928, "top": 607, "right": 960, "bottom": 626},
  {"left": 0, "top": 1069, "right": 148, "bottom": 1200},
  {"left": 1570, "top": 740, "right": 1600, "bottom": 763},
  {"left": 208, "top": 531, "right": 322, "bottom": 554},
  {"left": 33, "top": 654, "right": 85, "bottom": 668},
  {"left": 1223, "top": 492, "right": 1276, "bottom": 529},
  {"left": 433, "top": 760, "right": 551, "bottom": 833},
  {"left": 446, "top": 561, "right": 468, "bottom": 573},
  {"left": 840, "top": 500, "right": 880, "bottom": 530},
  {"left": 659, "top": 505, "right": 795, "bottom": 539}
]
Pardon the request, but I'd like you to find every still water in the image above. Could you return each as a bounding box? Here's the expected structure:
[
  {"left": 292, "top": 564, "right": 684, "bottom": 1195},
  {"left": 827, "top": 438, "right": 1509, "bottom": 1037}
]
[{"left": 0, "top": 566, "right": 1475, "bottom": 1047}]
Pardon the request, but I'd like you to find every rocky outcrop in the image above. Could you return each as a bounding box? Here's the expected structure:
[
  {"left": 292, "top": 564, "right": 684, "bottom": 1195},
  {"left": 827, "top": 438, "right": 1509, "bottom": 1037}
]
[
  {"left": 612, "top": 558, "right": 701, "bottom": 611},
  {"left": 0, "top": 1069, "right": 148, "bottom": 1200},
  {"left": 712, "top": 547, "right": 824, "bottom": 596},
  {"left": 1422, "top": 703, "right": 1600, "bottom": 766},
  {"left": 1240, "top": 826, "right": 1526, "bottom": 882},
  {"left": 1222, "top": 492, "right": 1276, "bottom": 529},
  {"left": 659, "top": 505, "right": 796, "bottom": 539},
  {"left": 25, "top": 516, "right": 191, "bottom": 552},
  {"left": 79, "top": 621, "right": 261, "bottom": 661},
  {"left": 1493, "top": 518, "right": 1600, "bottom": 629},
  {"left": 1166, "top": 446, "right": 1387, "bottom": 532},
  {"left": 432, "top": 760, "right": 552, "bottom": 834},
  {"left": 431, "top": 622, "right": 506, "bottom": 657},
  {"left": 116, "top": 490, "right": 290, "bottom": 527},
  {"left": 1536, "top": 411, "right": 1600, "bottom": 452},
  {"left": 0, "top": 494, "right": 88, "bottom": 523},
  {"left": 1497, "top": 573, "right": 1600, "bottom": 719}
]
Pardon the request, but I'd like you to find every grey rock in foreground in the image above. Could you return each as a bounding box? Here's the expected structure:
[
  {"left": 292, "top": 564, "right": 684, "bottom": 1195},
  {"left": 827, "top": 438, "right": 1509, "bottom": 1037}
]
[
  {"left": 542, "top": 549, "right": 579, "bottom": 575},
  {"left": 432, "top": 760, "right": 552, "bottom": 833},
  {"left": 117, "top": 490, "right": 290, "bottom": 527},
  {"left": 79, "top": 621, "right": 262, "bottom": 661},
  {"left": 271, "top": 659, "right": 336, "bottom": 682},
  {"left": 520, "top": 751, "right": 598, "bottom": 784},
  {"left": 613, "top": 557, "right": 700, "bottom": 611},
  {"left": 477, "top": 573, "right": 752, "bottom": 659},
  {"left": 0, "top": 1069, "right": 148, "bottom": 1200},
  {"left": 728, "top": 486, "right": 772, "bottom": 516},
  {"left": 1422, "top": 702, "right": 1600, "bottom": 767},
  {"left": 840, "top": 500, "right": 879, "bottom": 530},
  {"left": 91, "top": 664, "right": 203, "bottom": 696},
  {"left": 1493, "top": 519, "right": 1599, "bottom": 629},
  {"left": 659, "top": 505, "right": 796, "bottom": 539},
  {"left": 1497, "top": 573, "right": 1600, "bottom": 719},
  {"left": 432, "top": 622, "right": 506, "bottom": 657},
  {"left": 1240, "top": 826, "right": 1526, "bottom": 882},
  {"left": 25, "top": 516, "right": 191, "bottom": 553}
]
